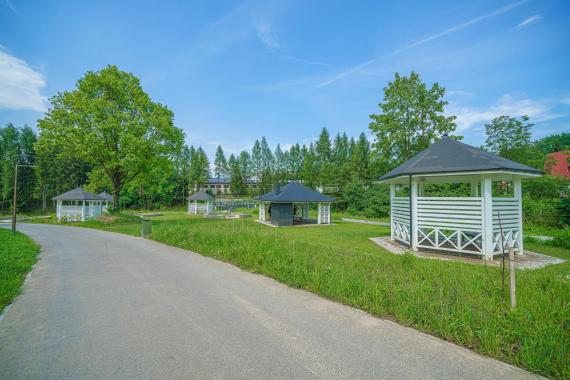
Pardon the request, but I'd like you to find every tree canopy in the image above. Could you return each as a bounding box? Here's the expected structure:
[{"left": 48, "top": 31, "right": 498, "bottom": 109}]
[
  {"left": 35, "top": 65, "right": 184, "bottom": 209},
  {"left": 369, "top": 71, "right": 457, "bottom": 168}
]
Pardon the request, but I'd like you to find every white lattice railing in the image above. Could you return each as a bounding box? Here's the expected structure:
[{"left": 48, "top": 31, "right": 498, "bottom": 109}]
[
  {"left": 416, "top": 197, "right": 483, "bottom": 254},
  {"left": 492, "top": 198, "right": 521, "bottom": 253},
  {"left": 392, "top": 197, "right": 410, "bottom": 244}
]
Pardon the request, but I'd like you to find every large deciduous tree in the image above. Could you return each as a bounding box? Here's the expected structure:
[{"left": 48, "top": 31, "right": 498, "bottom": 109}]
[
  {"left": 483, "top": 115, "right": 533, "bottom": 164},
  {"left": 369, "top": 71, "right": 456, "bottom": 168},
  {"left": 36, "top": 65, "right": 184, "bottom": 209}
]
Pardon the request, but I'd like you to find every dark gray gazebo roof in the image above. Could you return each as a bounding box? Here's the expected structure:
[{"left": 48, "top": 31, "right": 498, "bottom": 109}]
[
  {"left": 52, "top": 187, "right": 104, "bottom": 201},
  {"left": 98, "top": 192, "right": 113, "bottom": 202},
  {"left": 379, "top": 139, "right": 543, "bottom": 181},
  {"left": 257, "top": 182, "right": 335, "bottom": 203},
  {"left": 187, "top": 190, "right": 215, "bottom": 201}
]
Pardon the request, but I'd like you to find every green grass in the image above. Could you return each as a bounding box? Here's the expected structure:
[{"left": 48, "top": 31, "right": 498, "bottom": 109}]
[
  {"left": 62, "top": 214, "right": 570, "bottom": 379},
  {"left": 0, "top": 229, "right": 40, "bottom": 313}
]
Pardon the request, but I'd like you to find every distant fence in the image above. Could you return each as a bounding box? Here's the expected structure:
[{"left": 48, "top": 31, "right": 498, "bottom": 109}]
[{"left": 214, "top": 198, "right": 257, "bottom": 211}]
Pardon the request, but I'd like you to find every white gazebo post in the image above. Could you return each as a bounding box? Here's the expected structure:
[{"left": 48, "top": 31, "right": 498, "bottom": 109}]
[
  {"left": 81, "top": 200, "right": 86, "bottom": 222},
  {"left": 410, "top": 179, "right": 418, "bottom": 251},
  {"left": 259, "top": 202, "right": 266, "bottom": 222},
  {"left": 194, "top": 200, "right": 198, "bottom": 215},
  {"left": 513, "top": 176, "right": 523, "bottom": 255},
  {"left": 389, "top": 184, "right": 395, "bottom": 240},
  {"left": 56, "top": 200, "right": 62, "bottom": 220},
  {"left": 481, "top": 176, "right": 494, "bottom": 260}
]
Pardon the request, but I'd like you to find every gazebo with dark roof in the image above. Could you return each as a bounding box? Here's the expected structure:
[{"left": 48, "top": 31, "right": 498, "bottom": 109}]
[
  {"left": 379, "top": 138, "right": 542, "bottom": 260},
  {"left": 257, "top": 182, "right": 335, "bottom": 226},
  {"left": 52, "top": 187, "right": 105, "bottom": 222},
  {"left": 187, "top": 190, "right": 215, "bottom": 214}
]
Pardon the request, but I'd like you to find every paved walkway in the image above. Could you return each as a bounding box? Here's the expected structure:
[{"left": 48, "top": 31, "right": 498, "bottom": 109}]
[{"left": 0, "top": 224, "right": 539, "bottom": 379}]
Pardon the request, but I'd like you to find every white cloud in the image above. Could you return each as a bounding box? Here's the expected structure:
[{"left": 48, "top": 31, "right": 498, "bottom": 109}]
[
  {"left": 561, "top": 96, "right": 570, "bottom": 106},
  {"left": 0, "top": 48, "right": 48, "bottom": 112},
  {"left": 318, "top": 0, "right": 528, "bottom": 87},
  {"left": 449, "top": 94, "right": 564, "bottom": 132},
  {"left": 253, "top": 18, "right": 279, "bottom": 49},
  {"left": 517, "top": 15, "right": 542, "bottom": 29}
]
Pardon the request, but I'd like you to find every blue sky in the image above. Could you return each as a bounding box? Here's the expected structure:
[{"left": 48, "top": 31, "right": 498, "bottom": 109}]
[{"left": 1, "top": 0, "right": 569, "bottom": 159}]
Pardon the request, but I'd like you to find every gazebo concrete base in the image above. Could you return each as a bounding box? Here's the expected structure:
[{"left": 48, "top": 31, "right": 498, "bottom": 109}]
[
  {"left": 370, "top": 237, "right": 565, "bottom": 270},
  {"left": 256, "top": 220, "right": 334, "bottom": 228}
]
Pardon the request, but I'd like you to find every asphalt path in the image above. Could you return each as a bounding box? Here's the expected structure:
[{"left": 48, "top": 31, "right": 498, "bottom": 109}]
[{"left": 0, "top": 224, "right": 539, "bottom": 379}]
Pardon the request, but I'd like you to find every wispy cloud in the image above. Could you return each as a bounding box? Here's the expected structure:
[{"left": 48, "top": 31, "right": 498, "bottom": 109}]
[
  {"left": 517, "top": 14, "right": 542, "bottom": 29},
  {"left": 253, "top": 18, "right": 279, "bottom": 49},
  {"left": 280, "top": 55, "right": 336, "bottom": 69},
  {"left": 4, "top": 0, "right": 17, "bottom": 14},
  {"left": 318, "top": 0, "right": 529, "bottom": 87},
  {"left": 0, "top": 47, "right": 48, "bottom": 112},
  {"left": 449, "top": 94, "right": 566, "bottom": 132}
]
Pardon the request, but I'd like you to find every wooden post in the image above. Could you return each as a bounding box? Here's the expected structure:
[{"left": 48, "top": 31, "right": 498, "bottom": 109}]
[{"left": 508, "top": 247, "right": 516, "bottom": 309}]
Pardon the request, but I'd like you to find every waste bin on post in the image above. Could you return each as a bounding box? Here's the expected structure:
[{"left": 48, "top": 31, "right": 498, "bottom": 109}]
[{"left": 141, "top": 219, "right": 152, "bottom": 238}]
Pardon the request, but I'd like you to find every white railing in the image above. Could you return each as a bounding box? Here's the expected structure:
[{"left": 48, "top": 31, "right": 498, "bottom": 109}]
[
  {"left": 61, "top": 206, "right": 83, "bottom": 222},
  {"left": 392, "top": 197, "right": 410, "bottom": 244},
  {"left": 416, "top": 197, "right": 483, "bottom": 254},
  {"left": 492, "top": 198, "right": 521, "bottom": 253}
]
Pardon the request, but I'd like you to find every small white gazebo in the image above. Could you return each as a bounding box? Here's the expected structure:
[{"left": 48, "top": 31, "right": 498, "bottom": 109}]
[
  {"left": 187, "top": 190, "right": 214, "bottom": 214},
  {"left": 52, "top": 187, "right": 105, "bottom": 222},
  {"left": 379, "top": 139, "right": 542, "bottom": 260}
]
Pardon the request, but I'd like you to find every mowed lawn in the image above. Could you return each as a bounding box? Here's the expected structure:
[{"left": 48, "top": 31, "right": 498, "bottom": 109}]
[
  {"left": 62, "top": 213, "right": 568, "bottom": 378},
  {"left": 0, "top": 228, "right": 40, "bottom": 313}
]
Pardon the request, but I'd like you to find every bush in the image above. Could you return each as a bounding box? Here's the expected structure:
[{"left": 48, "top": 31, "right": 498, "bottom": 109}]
[{"left": 523, "top": 198, "right": 561, "bottom": 227}]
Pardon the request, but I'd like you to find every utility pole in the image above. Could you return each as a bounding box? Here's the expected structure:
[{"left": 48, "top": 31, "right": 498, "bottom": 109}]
[{"left": 12, "top": 164, "right": 39, "bottom": 234}]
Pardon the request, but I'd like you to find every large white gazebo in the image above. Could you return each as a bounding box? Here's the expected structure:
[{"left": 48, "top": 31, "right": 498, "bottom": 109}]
[
  {"left": 53, "top": 187, "right": 106, "bottom": 222},
  {"left": 187, "top": 190, "right": 214, "bottom": 214},
  {"left": 379, "top": 139, "right": 542, "bottom": 260}
]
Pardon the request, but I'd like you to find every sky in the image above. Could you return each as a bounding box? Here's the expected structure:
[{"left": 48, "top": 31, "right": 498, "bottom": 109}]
[{"left": 1, "top": 0, "right": 569, "bottom": 160}]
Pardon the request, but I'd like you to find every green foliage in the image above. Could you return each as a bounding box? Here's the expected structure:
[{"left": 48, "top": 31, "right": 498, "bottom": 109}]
[
  {"left": 0, "top": 229, "right": 40, "bottom": 313},
  {"left": 483, "top": 115, "right": 538, "bottom": 166},
  {"left": 369, "top": 71, "right": 457, "bottom": 168},
  {"left": 188, "top": 146, "right": 211, "bottom": 189},
  {"left": 36, "top": 65, "right": 185, "bottom": 209},
  {"left": 0, "top": 124, "right": 39, "bottom": 213},
  {"left": 214, "top": 145, "right": 228, "bottom": 178},
  {"left": 534, "top": 133, "right": 570, "bottom": 155}
]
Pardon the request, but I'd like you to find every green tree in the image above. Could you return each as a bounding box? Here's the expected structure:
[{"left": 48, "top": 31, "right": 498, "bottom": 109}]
[
  {"left": 238, "top": 150, "right": 251, "bottom": 179},
  {"left": 369, "top": 71, "right": 456, "bottom": 168},
  {"left": 36, "top": 65, "right": 184, "bottom": 209},
  {"left": 483, "top": 115, "right": 533, "bottom": 164},
  {"left": 251, "top": 139, "right": 262, "bottom": 180},
  {"left": 214, "top": 145, "right": 228, "bottom": 178},
  {"left": 189, "top": 147, "right": 211, "bottom": 190},
  {"left": 229, "top": 154, "right": 246, "bottom": 196}
]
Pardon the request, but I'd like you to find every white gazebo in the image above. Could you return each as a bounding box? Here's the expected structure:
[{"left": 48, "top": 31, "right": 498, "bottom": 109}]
[
  {"left": 379, "top": 139, "right": 542, "bottom": 260},
  {"left": 98, "top": 192, "right": 113, "bottom": 212},
  {"left": 187, "top": 190, "right": 214, "bottom": 214},
  {"left": 53, "top": 187, "right": 105, "bottom": 222}
]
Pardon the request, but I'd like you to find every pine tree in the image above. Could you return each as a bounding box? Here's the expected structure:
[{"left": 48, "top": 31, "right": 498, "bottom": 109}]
[{"left": 214, "top": 145, "right": 228, "bottom": 178}]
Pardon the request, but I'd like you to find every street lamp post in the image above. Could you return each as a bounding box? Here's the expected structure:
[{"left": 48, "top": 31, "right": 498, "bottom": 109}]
[{"left": 12, "top": 164, "right": 39, "bottom": 234}]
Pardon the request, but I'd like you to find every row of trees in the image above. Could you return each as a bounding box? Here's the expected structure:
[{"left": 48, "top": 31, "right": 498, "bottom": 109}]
[{"left": 1, "top": 66, "right": 568, "bottom": 222}]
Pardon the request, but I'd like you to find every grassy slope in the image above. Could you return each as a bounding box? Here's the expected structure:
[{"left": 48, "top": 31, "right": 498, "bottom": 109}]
[
  {"left": 0, "top": 229, "right": 40, "bottom": 313},
  {"left": 38, "top": 212, "right": 570, "bottom": 379}
]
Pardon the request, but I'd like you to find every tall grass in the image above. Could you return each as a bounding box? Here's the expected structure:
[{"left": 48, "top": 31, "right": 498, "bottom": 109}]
[{"left": 61, "top": 216, "right": 570, "bottom": 378}]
